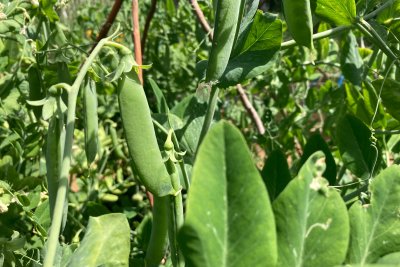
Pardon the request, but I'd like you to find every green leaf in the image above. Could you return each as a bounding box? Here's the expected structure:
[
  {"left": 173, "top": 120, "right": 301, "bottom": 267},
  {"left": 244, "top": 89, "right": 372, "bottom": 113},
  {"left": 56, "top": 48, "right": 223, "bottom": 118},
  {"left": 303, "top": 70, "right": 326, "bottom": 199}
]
[
  {"left": 67, "top": 213, "right": 130, "bottom": 266},
  {"left": 273, "top": 152, "right": 350, "bottom": 267},
  {"left": 261, "top": 149, "right": 292, "bottom": 201},
  {"left": 40, "top": 0, "right": 59, "bottom": 22},
  {"left": 377, "top": 252, "right": 400, "bottom": 265},
  {"left": 179, "top": 121, "right": 277, "bottom": 267},
  {"left": 148, "top": 78, "right": 169, "bottom": 114},
  {"left": 373, "top": 78, "right": 400, "bottom": 122},
  {"left": 336, "top": 114, "right": 378, "bottom": 179},
  {"left": 340, "top": 31, "right": 363, "bottom": 86},
  {"left": 197, "top": 11, "right": 282, "bottom": 87},
  {"left": 347, "top": 165, "right": 400, "bottom": 264},
  {"left": 310, "top": 0, "right": 356, "bottom": 26},
  {"left": 300, "top": 133, "right": 337, "bottom": 185}
]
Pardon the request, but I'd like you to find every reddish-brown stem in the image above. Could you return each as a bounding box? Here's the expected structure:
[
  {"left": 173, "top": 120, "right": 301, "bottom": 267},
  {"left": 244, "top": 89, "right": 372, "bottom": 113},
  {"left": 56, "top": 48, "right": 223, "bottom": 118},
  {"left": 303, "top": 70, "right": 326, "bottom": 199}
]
[
  {"left": 190, "top": 0, "right": 213, "bottom": 41},
  {"left": 142, "top": 0, "right": 157, "bottom": 53},
  {"left": 132, "top": 0, "right": 143, "bottom": 84},
  {"left": 89, "top": 0, "right": 123, "bottom": 53},
  {"left": 132, "top": 0, "right": 153, "bottom": 206},
  {"left": 237, "top": 84, "right": 266, "bottom": 135}
]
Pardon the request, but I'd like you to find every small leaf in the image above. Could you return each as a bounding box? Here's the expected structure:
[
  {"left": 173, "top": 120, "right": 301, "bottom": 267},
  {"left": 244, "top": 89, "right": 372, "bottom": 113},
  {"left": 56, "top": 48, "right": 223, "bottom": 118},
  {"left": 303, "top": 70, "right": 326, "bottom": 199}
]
[
  {"left": 336, "top": 114, "right": 378, "bottom": 179},
  {"left": 300, "top": 133, "right": 337, "bottom": 185},
  {"left": 261, "top": 149, "right": 292, "bottom": 201},
  {"left": 273, "top": 152, "right": 350, "bottom": 267},
  {"left": 340, "top": 31, "right": 363, "bottom": 86},
  {"left": 179, "top": 121, "right": 277, "bottom": 267},
  {"left": 372, "top": 78, "right": 400, "bottom": 122},
  {"left": 347, "top": 165, "right": 400, "bottom": 264},
  {"left": 67, "top": 213, "right": 130, "bottom": 266}
]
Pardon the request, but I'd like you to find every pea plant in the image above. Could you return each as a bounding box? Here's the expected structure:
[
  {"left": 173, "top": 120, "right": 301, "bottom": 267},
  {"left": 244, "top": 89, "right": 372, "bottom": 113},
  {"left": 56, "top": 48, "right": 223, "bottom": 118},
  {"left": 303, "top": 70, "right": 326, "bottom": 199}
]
[{"left": 1, "top": 0, "right": 400, "bottom": 266}]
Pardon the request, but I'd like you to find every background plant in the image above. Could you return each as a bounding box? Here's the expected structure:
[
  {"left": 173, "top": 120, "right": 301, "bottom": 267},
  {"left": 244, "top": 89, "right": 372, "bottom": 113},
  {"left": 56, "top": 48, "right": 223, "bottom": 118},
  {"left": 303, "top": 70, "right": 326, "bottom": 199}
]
[{"left": 1, "top": 0, "right": 400, "bottom": 266}]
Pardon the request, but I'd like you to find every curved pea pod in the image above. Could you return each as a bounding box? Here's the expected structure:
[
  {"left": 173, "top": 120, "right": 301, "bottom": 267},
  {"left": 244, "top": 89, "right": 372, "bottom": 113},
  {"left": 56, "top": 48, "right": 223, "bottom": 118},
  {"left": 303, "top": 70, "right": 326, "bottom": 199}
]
[
  {"left": 206, "top": 0, "right": 243, "bottom": 82},
  {"left": 145, "top": 196, "right": 169, "bottom": 266},
  {"left": 46, "top": 113, "right": 68, "bottom": 231},
  {"left": 282, "top": 0, "right": 313, "bottom": 49},
  {"left": 27, "top": 66, "right": 45, "bottom": 119},
  {"left": 83, "top": 78, "right": 99, "bottom": 164},
  {"left": 118, "top": 72, "right": 174, "bottom": 197}
]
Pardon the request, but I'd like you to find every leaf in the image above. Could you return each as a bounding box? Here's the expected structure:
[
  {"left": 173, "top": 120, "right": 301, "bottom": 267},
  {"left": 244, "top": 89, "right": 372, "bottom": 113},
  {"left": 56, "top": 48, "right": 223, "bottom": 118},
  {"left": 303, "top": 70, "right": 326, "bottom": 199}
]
[
  {"left": 299, "top": 133, "right": 337, "bottom": 185},
  {"left": 373, "top": 78, "right": 400, "bottom": 122},
  {"left": 336, "top": 114, "right": 378, "bottom": 179},
  {"left": 346, "top": 165, "right": 400, "bottom": 264},
  {"left": 273, "top": 152, "right": 350, "bottom": 267},
  {"left": 377, "top": 252, "right": 400, "bottom": 265},
  {"left": 310, "top": 0, "right": 356, "bottom": 26},
  {"left": 179, "top": 121, "right": 277, "bottom": 267},
  {"left": 148, "top": 78, "right": 169, "bottom": 114},
  {"left": 197, "top": 11, "right": 282, "bottom": 87},
  {"left": 340, "top": 31, "right": 363, "bottom": 86},
  {"left": 67, "top": 213, "right": 130, "bottom": 267},
  {"left": 261, "top": 149, "right": 292, "bottom": 201}
]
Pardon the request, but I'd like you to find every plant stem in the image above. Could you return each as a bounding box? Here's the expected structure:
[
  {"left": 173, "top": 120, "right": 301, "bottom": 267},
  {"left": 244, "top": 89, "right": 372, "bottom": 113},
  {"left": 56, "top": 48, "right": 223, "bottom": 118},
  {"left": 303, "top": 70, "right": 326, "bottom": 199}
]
[
  {"left": 43, "top": 35, "right": 115, "bottom": 267},
  {"left": 142, "top": 0, "right": 157, "bottom": 51},
  {"left": 357, "top": 18, "right": 399, "bottom": 63},
  {"left": 281, "top": 26, "right": 350, "bottom": 49},
  {"left": 131, "top": 0, "right": 143, "bottom": 83},
  {"left": 197, "top": 86, "right": 219, "bottom": 151},
  {"left": 151, "top": 119, "right": 190, "bottom": 190},
  {"left": 363, "top": 0, "right": 394, "bottom": 20},
  {"left": 236, "top": 84, "right": 265, "bottom": 135},
  {"left": 165, "top": 159, "right": 184, "bottom": 267}
]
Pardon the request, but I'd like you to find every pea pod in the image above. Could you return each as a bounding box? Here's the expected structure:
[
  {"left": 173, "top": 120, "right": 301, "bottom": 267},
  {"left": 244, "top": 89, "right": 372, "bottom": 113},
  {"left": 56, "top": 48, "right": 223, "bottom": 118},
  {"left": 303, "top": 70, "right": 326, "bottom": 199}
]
[
  {"left": 83, "top": 78, "right": 99, "bottom": 164},
  {"left": 282, "top": 0, "right": 313, "bottom": 49},
  {"left": 118, "top": 72, "right": 174, "bottom": 196},
  {"left": 145, "top": 196, "right": 169, "bottom": 266},
  {"left": 206, "top": 0, "right": 243, "bottom": 82},
  {"left": 46, "top": 112, "right": 66, "bottom": 229},
  {"left": 27, "top": 65, "right": 45, "bottom": 119}
]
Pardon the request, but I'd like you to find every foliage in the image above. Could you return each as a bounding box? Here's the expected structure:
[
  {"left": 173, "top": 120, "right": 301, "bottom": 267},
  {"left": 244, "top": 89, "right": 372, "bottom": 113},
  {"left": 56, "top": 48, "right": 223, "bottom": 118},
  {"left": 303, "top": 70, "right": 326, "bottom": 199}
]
[{"left": 1, "top": 0, "right": 400, "bottom": 266}]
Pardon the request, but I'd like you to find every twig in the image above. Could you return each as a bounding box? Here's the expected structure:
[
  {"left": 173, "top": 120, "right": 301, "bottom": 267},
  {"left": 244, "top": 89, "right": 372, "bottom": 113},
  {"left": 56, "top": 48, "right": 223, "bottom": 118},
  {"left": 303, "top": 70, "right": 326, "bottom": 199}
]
[
  {"left": 237, "top": 84, "right": 265, "bottom": 135},
  {"left": 189, "top": 2, "right": 265, "bottom": 135},
  {"left": 132, "top": 0, "right": 143, "bottom": 84},
  {"left": 142, "top": 0, "right": 157, "bottom": 52},
  {"left": 89, "top": 0, "right": 123, "bottom": 53},
  {"left": 190, "top": 0, "right": 213, "bottom": 41}
]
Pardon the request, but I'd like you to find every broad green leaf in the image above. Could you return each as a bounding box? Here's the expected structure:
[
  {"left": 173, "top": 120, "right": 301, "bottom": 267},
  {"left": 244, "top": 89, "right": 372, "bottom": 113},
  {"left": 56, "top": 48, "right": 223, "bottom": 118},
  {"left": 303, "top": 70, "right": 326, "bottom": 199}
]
[
  {"left": 340, "top": 31, "right": 363, "bottom": 86},
  {"left": 310, "top": 0, "right": 356, "bottom": 26},
  {"left": 336, "top": 114, "right": 378, "bottom": 179},
  {"left": 299, "top": 133, "right": 337, "bottom": 185},
  {"left": 373, "top": 78, "right": 400, "bottom": 122},
  {"left": 261, "top": 149, "right": 292, "bottom": 201},
  {"left": 273, "top": 152, "right": 350, "bottom": 267},
  {"left": 67, "top": 213, "right": 130, "bottom": 267},
  {"left": 347, "top": 165, "right": 400, "bottom": 264},
  {"left": 179, "top": 121, "right": 277, "bottom": 267}
]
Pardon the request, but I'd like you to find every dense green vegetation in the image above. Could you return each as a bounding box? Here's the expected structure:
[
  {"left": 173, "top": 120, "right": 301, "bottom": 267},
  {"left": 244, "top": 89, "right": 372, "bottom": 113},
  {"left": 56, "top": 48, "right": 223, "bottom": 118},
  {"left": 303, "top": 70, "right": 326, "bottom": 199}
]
[{"left": 1, "top": 0, "right": 400, "bottom": 266}]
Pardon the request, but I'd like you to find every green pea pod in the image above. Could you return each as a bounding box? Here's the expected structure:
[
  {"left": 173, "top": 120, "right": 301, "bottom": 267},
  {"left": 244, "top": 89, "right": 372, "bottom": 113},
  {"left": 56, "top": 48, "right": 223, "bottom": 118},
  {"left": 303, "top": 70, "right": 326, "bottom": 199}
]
[
  {"left": 206, "top": 0, "right": 243, "bottom": 82},
  {"left": 109, "top": 124, "right": 127, "bottom": 160},
  {"left": 46, "top": 112, "right": 67, "bottom": 231},
  {"left": 282, "top": 0, "right": 313, "bottom": 49},
  {"left": 27, "top": 66, "right": 45, "bottom": 119},
  {"left": 83, "top": 78, "right": 99, "bottom": 164},
  {"left": 145, "top": 196, "right": 169, "bottom": 266},
  {"left": 118, "top": 72, "right": 174, "bottom": 196}
]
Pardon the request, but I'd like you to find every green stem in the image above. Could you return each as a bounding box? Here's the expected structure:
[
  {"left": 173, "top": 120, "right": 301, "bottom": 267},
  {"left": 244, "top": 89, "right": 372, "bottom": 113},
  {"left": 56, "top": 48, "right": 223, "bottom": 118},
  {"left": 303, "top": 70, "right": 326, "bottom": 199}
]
[
  {"left": 281, "top": 26, "right": 350, "bottom": 49},
  {"left": 197, "top": 86, "right": 219, "bottom": 151},
  {"left": 165, "top": 160, "right": 184, "bottom": 267},
  {"left": 43, "top": 33, "right": 117, "bottom": 267},
  {"left": 152, "top": 118, "right": 190, "bottom": 190},
  {"left": 357, "top": 18, "right": 399, "bottom": 64},
  {"left": 363, "top": 0, "right": 395, "bottom": 20}
]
